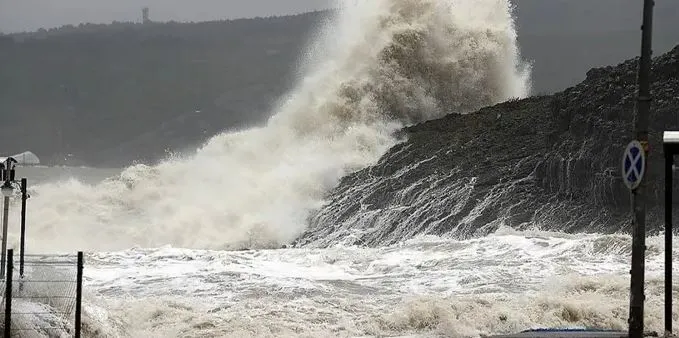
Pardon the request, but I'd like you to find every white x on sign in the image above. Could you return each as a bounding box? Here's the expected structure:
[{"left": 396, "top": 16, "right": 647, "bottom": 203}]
[{"left": 622, "top": 141, "right": 645, "bottom": 190}]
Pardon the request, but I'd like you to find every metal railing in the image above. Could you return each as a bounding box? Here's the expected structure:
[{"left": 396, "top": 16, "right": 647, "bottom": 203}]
[{"left": 1, "top": 250, "right": 83, "bottom": 337}]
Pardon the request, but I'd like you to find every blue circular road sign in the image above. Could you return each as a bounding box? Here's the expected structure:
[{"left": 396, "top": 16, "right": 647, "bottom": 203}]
[{"left": 621, "top": 140, "right": 646, "bottom": 190}]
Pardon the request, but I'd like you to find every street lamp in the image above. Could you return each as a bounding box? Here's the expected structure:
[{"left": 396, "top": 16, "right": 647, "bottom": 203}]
[
  {"left": 0, "top": 156, "right": 28, "bottom": 279},
  {"left": 0, "top": 156, "right": 17, "bottom": 278},
  {"left": 0, "top": 181, "right": 13, "bottom": 197}
]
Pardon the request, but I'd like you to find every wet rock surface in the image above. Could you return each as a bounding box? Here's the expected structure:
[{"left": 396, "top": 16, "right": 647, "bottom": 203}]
[{"left": 296, "top": 45, "right": 679, "bottom": 248}]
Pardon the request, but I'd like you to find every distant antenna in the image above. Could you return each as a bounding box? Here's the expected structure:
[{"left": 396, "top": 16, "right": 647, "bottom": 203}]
[{"left": 142, "top": 7, "right": 150, "bottom": 24}]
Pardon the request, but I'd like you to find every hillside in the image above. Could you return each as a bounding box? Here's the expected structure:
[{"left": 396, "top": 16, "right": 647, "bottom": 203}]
[
  {"left": 0, "top": 2, "right": 678, "bottom": 167},
  {"left": 0, "top": 13, "right": 320, "bottom": 166},
  {"left": 295, "top": 45, "right": 679, "bottom": 247}
]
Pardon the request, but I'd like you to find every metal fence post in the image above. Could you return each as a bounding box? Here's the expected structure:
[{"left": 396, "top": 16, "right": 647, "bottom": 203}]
[
  {"left": 4, "top": 249, "right": 13, "bottom": 338},
  {"left": 75, "top": 251, "right": 83, "bottom": 338},
  {"left": 20, "top": 178, "right": 27, "bottom": 277},
  {"left": 665, "top": 153, "right": 674, "bottom": 335}
]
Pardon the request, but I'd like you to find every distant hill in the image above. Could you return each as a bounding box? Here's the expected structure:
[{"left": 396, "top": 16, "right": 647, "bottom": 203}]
[{"left": 0, "top": 2, "right": 677, "bottom": 168}]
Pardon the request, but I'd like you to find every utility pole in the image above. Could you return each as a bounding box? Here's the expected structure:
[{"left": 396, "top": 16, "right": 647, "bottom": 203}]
[{"left": 628, "top": 0, "right": 655, "bottom": 336}]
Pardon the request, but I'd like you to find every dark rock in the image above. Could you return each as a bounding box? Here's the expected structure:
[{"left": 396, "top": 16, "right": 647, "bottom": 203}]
[{"left": 295, "top": 45, "right": 679, "bottom": 248}]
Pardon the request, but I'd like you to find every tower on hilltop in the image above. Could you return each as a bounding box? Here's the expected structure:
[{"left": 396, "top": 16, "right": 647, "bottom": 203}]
[{"left": 142, "top": 7, "right": 150, "bottom": 24}]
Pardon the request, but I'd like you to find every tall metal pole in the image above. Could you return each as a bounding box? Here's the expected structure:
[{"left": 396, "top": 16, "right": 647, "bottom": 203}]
[
  {"left": 0, "top": 197, "right": 9, "bottom": 278},
  {"left": 19, "top": 178, "right": 27, "bottom": 278},
  {"left": 665, "top": 153, "right": 673, "bottom": 335},
  {"left": 628, "top": 0, "right": 655, "bottom": 336},
  {"left": 75, "top": 251, "right": 83, "bottom": 338}
]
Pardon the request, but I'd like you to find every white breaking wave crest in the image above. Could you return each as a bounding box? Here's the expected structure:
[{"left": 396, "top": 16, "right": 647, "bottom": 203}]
[
  {"left": 9, "top": 0, "right": 531, "bottom": 252},
  {"left": 77, "top": 230, "right": 677, "bottom": 337}
]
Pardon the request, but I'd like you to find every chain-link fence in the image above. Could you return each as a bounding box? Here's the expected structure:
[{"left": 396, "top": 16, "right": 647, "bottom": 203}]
[{"left": 0, "top": 250, "right": 83, "bottom": 337}]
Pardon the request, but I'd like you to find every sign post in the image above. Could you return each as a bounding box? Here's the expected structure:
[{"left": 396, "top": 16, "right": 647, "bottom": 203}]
[
  {"left": 622, "top": 139, "right": 648, "bottom": 338},
  {"left": 627, "top": 0, "right": 655, "bottom": 335}
]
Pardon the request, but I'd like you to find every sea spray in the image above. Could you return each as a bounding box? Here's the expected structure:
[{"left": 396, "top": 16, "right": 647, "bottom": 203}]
[{"left": 12, "top": 0, "right": 531, "bottom": 252}]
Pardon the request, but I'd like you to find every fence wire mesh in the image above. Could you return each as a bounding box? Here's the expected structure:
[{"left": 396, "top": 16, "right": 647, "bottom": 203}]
[{"left": 1, "top": 253, "right": 81, "bottom": 337}]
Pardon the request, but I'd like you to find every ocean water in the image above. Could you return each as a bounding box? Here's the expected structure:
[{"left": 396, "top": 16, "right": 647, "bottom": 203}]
[
  {"left": 80, "top": 230, "right": 677, "bottom": 338},
  {"left": 6, "top": 166, "right": 676, "bottom": 337},
  {"left": 3, "top": 0, "right": 671, "bottom": 337}
]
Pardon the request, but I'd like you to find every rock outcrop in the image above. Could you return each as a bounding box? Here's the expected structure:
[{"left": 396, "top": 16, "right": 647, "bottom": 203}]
[{"left": 295, "top": 45, "right": 679, "bottom": 248}]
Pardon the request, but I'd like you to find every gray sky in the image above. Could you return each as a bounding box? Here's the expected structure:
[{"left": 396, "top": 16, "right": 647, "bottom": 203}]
[{"left": 0, "top": 0, "right": 335, "bottom": 33}]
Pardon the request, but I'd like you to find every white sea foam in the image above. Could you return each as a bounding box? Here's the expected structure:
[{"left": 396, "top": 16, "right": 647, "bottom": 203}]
[{"left": 76, "top": 230, "right": 677, "bottom": 337}]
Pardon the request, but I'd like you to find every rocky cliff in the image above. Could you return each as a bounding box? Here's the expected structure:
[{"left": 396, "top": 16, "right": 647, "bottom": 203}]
[{"left": 295, "top": 45, "right": 679, "bottom": 247}]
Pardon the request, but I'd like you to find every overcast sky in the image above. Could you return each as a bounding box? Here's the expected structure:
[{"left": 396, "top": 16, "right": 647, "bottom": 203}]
[{"left": 0, "top": 0, "right": 335, "bottom": 33}]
